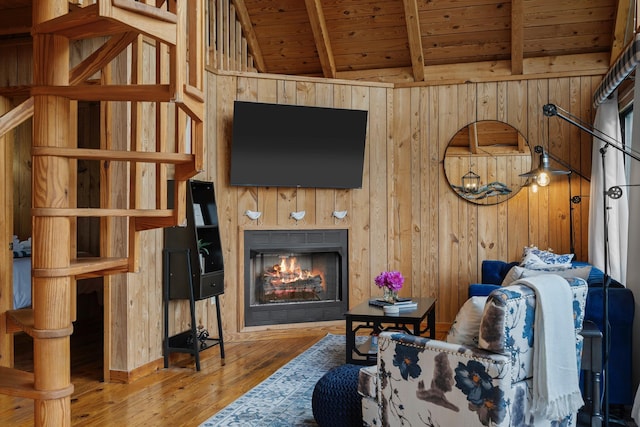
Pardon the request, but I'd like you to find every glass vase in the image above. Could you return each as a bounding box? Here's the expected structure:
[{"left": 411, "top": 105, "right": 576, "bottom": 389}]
[{"left": 383, "top": 288, "right": 397, "bottom": 303}]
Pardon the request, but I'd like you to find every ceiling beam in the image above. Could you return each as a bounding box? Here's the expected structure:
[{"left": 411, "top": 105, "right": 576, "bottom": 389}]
[
  {"left": 511, "top": 0, "right": 524, "bottom": 75},
  {"left": 231, "top": 0, "right": 266, "bottom": 72},
  {"left": 304, "top": 0, "right": 336, "bottom": 79},
  {"left": 402, "top": 0, "right": 425, "bottom": 82},
  {"left": 610, "top": 0, "right": 632, "bottom": 65},
  {"left": 346, "top": 52, "right": 610, "bottom": 86}
]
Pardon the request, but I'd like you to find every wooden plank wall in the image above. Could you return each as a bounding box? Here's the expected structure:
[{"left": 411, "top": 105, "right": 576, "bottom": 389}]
[
  {"left": 206, "top": 71, "right": 596, "bottom": 339},
  {"left": 0, "top": 40, "right": 32, "bottom": 241},
  {"left": 1, "top": 32, "right": 596, "bottom": 374}
]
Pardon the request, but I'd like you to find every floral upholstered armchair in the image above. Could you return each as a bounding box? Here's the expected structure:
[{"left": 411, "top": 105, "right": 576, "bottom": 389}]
[{"left": 358, "top": 277, "right": 588, "bottom": 427}]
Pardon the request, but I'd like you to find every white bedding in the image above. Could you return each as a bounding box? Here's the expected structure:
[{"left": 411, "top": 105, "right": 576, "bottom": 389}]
[{"left": 13, "top": 257, "right": 31, "bottom": 309}]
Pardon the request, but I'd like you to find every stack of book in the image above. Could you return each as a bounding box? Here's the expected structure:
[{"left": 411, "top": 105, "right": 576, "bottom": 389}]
[{"left": 368, "top": 297, "right": 417, "bottom": 310}]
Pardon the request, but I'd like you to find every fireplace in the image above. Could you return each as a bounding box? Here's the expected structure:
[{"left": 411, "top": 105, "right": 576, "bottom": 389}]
[{"left": 244, "top": 229, "right": 348, "bottom": 326}]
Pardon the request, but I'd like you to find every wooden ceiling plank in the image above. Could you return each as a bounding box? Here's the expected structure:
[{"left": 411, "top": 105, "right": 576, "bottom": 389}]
[
  {"left": 321, "top": 0, "right": 404, "bottom": 20},
  {"left": 511, "top": 0, "right": 524, "bottom": 75},
  {"left": 526, "top": 21, "right": 615, "bottom": 40},
  {"left": 524, "top": 6, "right": 616, "bottom": 27},
  {"left": 232, "top": 0, "right": 267, "bottom": 72},
  {"left": 0, "top": 0, "right": 618, "bottom": 84},
  {"left": 610, "top": 0, "right": 632, "bottom": 65},
  {"left": 304, "top": 0, "right": 336, "bottom": 78},
  {"left": 525, "top": 34, "right": 613, "bottom": 54},
  {"left": 402, "top": 0, "right": 425, "bottom": 82}
]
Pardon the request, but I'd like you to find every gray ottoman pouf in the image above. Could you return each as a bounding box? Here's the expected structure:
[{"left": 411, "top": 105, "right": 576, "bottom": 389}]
[{"left": 312, "top": 363, "right": 363, "bottom": 427}]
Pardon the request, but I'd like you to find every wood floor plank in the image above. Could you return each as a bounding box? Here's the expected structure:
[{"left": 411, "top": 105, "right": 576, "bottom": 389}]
[{"left": 1, "top": 321, "right": 331, "bottom": 427}]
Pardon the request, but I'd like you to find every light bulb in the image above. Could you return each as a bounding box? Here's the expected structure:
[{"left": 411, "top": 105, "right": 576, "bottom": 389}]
[
  {"left": 536, "top": 172, "right": 551, "bottom": 187},
  {"left": 530, "top": 182, "right": 539, "bottom": 193}
]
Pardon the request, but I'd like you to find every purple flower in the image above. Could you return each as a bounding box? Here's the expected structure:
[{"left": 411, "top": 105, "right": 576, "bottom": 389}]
[{"left": 374, "top": 271, "right": 404, "bottom": 291}]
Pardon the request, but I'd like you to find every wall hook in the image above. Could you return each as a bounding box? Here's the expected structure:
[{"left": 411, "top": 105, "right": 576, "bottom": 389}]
[
  {"left": 332, "top": 210, "right": 348, "bottom": 219},
  {"left": 290, "top": 211, "right": 306, "bottom": 220},
  {"left": 245, "top": 210, "right": 262, "bottom": 220}
]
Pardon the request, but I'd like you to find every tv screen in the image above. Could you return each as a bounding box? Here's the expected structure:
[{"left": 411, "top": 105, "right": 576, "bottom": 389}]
[{"left": 230, "top": 101, "right": 368, "bottom": 189}]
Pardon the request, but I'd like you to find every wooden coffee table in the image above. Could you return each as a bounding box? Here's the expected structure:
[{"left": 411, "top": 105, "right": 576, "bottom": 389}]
[{"left": 345, "top": 297, "right": 436, "bottom": 365}]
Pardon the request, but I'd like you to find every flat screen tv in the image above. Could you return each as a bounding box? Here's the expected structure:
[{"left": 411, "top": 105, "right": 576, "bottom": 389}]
[{"left": 230, "top": 101, "right": 368, "bottom": 189}]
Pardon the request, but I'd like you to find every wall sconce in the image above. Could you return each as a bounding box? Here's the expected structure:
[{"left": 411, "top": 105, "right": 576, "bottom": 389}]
[
  {"left": 519, "top": 145, "right": 570, "bottom": 186},
  {"left": 462, "top": 170, "right": 481, "bottom": 193}
]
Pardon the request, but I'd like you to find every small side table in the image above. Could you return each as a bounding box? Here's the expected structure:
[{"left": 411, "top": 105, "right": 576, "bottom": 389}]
[{"left": 344, "top": 297, "right": 436, "bottom": 365}]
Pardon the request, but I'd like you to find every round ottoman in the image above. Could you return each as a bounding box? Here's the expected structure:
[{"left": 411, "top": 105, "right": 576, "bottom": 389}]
[{"left": 312, "top": 363, "right": 363, "bottom": 427}]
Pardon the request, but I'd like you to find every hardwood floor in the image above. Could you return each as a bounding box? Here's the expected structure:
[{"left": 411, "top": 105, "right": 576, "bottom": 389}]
[
  {"left": 3, "top": 313, "right": 637, "bottom": 427},
  {"left": 0, "top": 315, "right": 335, "bottom": 427}
]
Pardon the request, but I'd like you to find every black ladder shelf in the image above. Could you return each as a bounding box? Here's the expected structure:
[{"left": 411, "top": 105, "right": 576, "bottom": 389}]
[{"left": 163, "top": 248, "right": 224, "bottom": 371}]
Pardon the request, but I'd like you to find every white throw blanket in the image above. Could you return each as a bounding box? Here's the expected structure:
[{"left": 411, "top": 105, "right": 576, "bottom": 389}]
[
  {"left": 512, "top": 275, "right": 584, "bottom": 421},
  {"left": 632, "top": 384, "right": 640, "bottom": 425}
]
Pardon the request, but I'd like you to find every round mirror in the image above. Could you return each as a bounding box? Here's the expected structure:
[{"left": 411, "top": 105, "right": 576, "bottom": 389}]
[{"left": 444, "top": 120, "right": 532, "bottom": 205}]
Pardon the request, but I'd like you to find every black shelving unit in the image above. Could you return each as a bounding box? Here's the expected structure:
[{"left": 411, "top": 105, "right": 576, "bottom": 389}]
[
  {"left": 163, "top": 180, "right": 225, "bottom": 370},
  {"left": 165, "top": 180, "right": 225, "bottom": 300}
]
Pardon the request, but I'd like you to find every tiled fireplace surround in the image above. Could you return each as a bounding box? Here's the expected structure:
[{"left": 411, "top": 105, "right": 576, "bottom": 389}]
[{"left": 243, "top": 229, "right": 349, "bottom": 327}]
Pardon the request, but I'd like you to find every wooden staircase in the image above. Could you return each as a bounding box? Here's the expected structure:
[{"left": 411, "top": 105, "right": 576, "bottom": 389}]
[{"left": 0, "top": 1, "right": 205, "bottom": 425}]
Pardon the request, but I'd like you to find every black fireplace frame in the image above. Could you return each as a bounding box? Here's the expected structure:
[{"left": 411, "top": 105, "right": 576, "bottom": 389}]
[{"left": 243, "top": 229, "right": 349, "bottom": 326}]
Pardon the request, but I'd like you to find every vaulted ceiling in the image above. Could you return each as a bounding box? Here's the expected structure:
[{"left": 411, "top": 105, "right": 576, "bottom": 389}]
[
  {"left": 233, "top": 0, "right": 632, "bottom": 83},
  {"left": 0, "top": 0, "right": 633, "bottom": 85}
]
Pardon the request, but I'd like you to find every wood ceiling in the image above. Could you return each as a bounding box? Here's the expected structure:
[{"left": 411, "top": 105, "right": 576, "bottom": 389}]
[
  {"left": 0, "top": 1, "right": 633, "bottom": 84},
  {"left": 233, "top": 0, "right": 631, "bottom": 83}
]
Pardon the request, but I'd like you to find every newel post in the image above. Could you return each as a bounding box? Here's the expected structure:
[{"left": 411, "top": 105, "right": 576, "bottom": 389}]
[{"left": 32, "top": 1, "right": 74, "bottom": 426}]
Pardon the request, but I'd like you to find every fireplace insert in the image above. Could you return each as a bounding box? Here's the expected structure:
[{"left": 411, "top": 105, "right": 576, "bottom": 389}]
[{"left": 244, "top": 229, "right": 348, "bottom": 326}]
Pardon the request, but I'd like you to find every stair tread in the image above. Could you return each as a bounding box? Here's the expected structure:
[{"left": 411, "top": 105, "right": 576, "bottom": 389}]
[
  {"left": 0, "top": 367, "right": 74, "bottom": 400},
  {"left": 6, "top": 309, "right": 73, "bottom": 339},
  {"left": 32, "top": 207, "right": 174, "bottom": 218},
  {"left": 32, "top": 4, "right": 127, "bottom": 39},
  {"left": 32, "top": 257, "right": 130, "bottom": 278},
  {"left": 32, "top": 147, "right": 194, "bottom": 164},
  {"left": 32, "top": 1, "right": 177, "bottom": 45}
]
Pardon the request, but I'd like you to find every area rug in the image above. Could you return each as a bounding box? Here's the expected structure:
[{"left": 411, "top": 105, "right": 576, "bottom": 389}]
[{"left": 200, "top": 333, "right": 355, "bottom": 427}]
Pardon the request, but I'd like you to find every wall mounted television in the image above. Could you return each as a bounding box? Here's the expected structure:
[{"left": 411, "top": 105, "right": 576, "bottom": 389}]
[{"left": 230, "top": 101, "right": 368, "bottom": 189}]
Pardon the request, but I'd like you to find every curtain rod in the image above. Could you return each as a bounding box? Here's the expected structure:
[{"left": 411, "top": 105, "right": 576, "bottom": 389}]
[{"left": 593, "top": 32, "right": 640, "bottom": 107}]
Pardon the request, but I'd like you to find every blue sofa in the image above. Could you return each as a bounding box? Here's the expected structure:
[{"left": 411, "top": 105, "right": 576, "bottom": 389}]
[{"left": 469, "top": 260, "right": 635, "bottom": 406}]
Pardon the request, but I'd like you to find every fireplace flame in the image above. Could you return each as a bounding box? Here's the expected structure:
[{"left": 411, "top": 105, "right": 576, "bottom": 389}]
[
  {"left": 270, "top": 256, "right": 316, "bottom": 284},
  {"left": 261, "top": 254, "right": 326, "bottom": 302}
]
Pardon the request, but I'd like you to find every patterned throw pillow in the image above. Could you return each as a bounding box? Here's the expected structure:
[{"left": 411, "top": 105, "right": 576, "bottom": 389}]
[
  {"left": 12, "top": 236, "right": 31, "bottom": 258},
  {"left": 501, "top": 265, "right": 592, "bottom": 286},
  {"left": 13, "top": 250, "right": 29, "bottom": 258},
  {"left": 521, "top": 246, "right": 573, "bottom": 269},
  {"left": 446, "top": 296, "right": 487, "bottom": 347}
]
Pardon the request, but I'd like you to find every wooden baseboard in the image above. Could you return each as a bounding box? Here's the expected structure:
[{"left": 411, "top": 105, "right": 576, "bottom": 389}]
[
  {"left": 107, "top": 322, "right": 451, "bottom": 383},
  {"left": 108, "top": 358, "right": 164, "bottom": 384}
]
